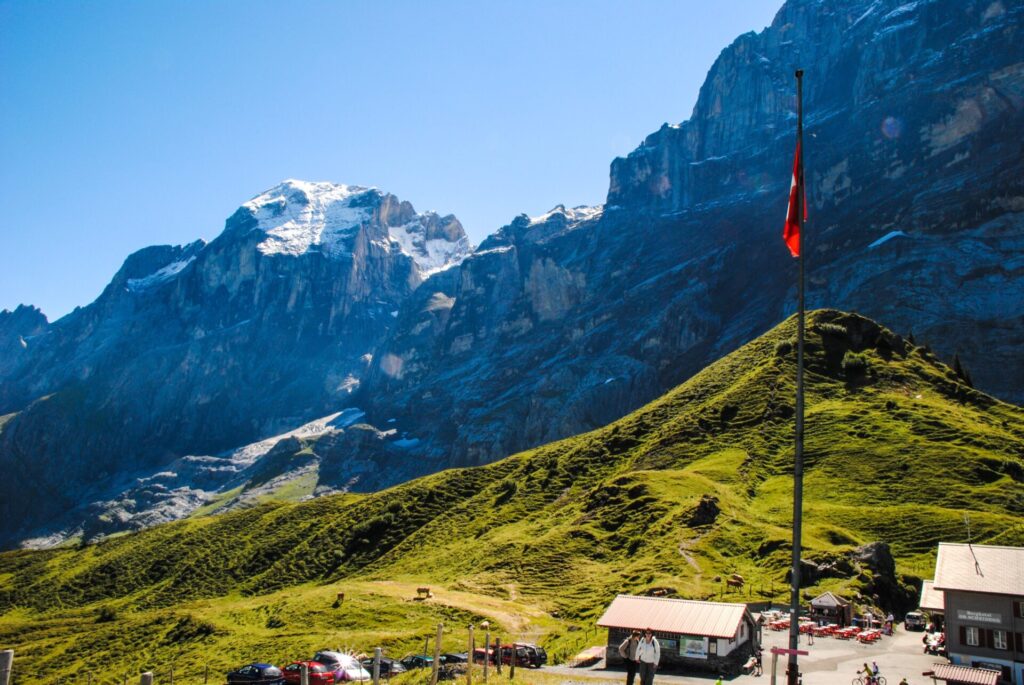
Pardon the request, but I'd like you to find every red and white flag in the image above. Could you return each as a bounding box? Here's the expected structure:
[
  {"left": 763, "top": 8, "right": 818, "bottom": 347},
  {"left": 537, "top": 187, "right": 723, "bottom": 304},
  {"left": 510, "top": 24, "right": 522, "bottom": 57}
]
[{"left": 783, "top": 140, "right": 807, "bottom": 258}]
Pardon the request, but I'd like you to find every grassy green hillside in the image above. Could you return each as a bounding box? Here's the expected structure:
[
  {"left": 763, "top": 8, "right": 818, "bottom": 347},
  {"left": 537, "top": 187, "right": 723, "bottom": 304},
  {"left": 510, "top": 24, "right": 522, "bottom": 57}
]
[{"left": 2, "top": 310, "right": 1022, "bottom": 683}]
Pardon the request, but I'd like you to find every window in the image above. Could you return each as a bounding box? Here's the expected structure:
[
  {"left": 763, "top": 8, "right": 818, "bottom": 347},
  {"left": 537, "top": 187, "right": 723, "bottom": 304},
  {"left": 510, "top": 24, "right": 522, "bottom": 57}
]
[
  {"left": 1015, "top": 601, "right": 1024, "bottom": 619},
  {"left": 993, "top": 630, "right": 1008, "bottom": 650},
  {"left": 965, "top": 626, "right": 980, "bottom": 646}
]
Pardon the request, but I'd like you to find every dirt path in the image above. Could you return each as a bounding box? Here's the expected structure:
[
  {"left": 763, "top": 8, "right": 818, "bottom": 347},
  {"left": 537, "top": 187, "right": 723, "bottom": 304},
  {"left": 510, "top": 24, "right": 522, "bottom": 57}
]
[{"left": 354, "top": 580, "right": 550, "bottom": 635}]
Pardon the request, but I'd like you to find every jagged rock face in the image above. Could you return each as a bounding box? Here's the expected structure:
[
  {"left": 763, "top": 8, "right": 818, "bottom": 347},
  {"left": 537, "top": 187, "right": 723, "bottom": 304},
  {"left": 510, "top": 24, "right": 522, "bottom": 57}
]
[
  {"left": 357, "top": 0, "right": 1023, "bottom": 476},
  {"left": 0, "top": 181, "right": 470, "bottom": 545}
]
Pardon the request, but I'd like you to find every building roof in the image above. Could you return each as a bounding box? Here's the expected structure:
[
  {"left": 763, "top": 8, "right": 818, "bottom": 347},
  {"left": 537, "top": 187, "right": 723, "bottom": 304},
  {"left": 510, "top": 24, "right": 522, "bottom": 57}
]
[
  {"left": 919, "top": 580, "right": 945, "bottom": 612},
  {"left": 933, "top": 543, "right": 1024, "bottom": 596},
  {"left": 810, "top": 591, "right": 850, "bottom": 607},
  {"left": 596, "top": 595, "right": 748, "bottom": 639},
  {"left": 927, "top": 663, "right": 999, "bottom": 685}
]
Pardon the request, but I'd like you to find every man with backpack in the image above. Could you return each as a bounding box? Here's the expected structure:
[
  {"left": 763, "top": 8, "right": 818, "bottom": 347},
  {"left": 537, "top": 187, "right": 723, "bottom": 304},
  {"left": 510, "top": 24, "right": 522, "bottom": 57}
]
[{"left": 617, "top": 630, "right": 641, "bottom": 685}]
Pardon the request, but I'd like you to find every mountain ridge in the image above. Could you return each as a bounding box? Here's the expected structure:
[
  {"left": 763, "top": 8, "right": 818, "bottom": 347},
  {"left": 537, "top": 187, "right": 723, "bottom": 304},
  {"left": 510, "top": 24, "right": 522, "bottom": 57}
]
[{"left": 2, "top": 0, "right": 1022, "bottom": 548}]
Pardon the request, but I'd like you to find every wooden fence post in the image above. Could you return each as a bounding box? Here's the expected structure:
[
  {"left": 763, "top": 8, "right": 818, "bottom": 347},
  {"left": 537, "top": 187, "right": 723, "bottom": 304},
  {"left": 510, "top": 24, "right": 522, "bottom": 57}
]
[
  {"left": 509, "top": 645, "right": 515, "bottom": 680},
  {"left": 300, "top": 663, "right": 309, "bottom": 685},
  {"left": 482, "top": 623, "right": 490, "bottom": 683},
  {"left": 169, "top": 667, "right": 174, "bottom": 685},
  {"left": 372, "top": 647, "right": 381, "bottom": 685},
  {"left": 495, "top": 638, "right": 501, "bottom": 675},
  {"left": 0, "top": 650, "right": 13, "bottom": 685},
  {"left": 430, "top": 623, "right": 443, "bottom": 685},
  {"left": 140, "top": 672, "right": 154, "bottom": 685},
  {"left": 467, "top": 624, "right": 474, "bottom": 685},
  {"left": 204, "top": 666, "right": 209, "bottom": 685}
]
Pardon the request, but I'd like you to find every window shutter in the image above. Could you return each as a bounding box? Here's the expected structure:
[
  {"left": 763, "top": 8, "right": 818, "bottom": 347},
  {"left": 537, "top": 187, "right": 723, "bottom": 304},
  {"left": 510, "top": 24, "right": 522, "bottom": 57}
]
[
  {"left": 960, "top": 626, "right": 968, "bottom": 645},
  {"left": 984, "top": 629, "right": 993, "bottom": 649},
  {"left": 1016, "top": 631, "right": 1024, "bottom": 653}
]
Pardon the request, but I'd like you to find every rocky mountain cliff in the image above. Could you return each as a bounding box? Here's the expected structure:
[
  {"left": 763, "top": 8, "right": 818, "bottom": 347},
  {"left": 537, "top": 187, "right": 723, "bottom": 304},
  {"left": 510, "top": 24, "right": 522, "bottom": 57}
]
[
  {"left": 1, "top": 0, "right": 1022, "bottom": 547},
  {"left": 353, "top": 0, "right": 1024, "bottom": 476},
  {"left": 0, "top": 180, "right": 470, "bottom": 545}
]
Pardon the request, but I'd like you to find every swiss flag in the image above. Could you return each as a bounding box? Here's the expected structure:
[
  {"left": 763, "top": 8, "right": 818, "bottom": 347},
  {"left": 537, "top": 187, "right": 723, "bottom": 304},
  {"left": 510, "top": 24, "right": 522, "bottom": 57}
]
[{"left": 783, "top": 140, "right": 806, "bottom": 258}]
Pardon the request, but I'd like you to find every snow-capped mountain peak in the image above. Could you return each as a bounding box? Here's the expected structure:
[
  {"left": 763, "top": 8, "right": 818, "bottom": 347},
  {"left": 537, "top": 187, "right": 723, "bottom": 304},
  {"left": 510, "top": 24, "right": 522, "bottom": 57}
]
[
  {"left": 242, "top": 179, "right": 471, "bottom": 274},
  {"left": 244, "top": 180, "right": 375, "bottom": 258}
]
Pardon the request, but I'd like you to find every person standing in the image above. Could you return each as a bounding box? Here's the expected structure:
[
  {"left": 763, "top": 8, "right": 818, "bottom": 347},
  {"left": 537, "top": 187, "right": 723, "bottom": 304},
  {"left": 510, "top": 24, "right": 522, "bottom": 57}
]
[
  {"left": 618, "top": 630, "right": 641, "bottom": 685},
  {"left": 636, "top": 628, "right": 661, "bottom": 685}
]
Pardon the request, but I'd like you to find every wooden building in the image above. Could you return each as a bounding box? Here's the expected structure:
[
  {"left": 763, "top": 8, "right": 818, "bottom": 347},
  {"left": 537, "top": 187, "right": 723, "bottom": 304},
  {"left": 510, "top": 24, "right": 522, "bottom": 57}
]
[
  {"left": 598, "top": 595, "right": 760, "bottom": 676},
  {"left": 933, "top": 543, "right": 1024, "bottom": 685},
  {"left": 809, "top": 591, "right": 853, "bottom": 627}
]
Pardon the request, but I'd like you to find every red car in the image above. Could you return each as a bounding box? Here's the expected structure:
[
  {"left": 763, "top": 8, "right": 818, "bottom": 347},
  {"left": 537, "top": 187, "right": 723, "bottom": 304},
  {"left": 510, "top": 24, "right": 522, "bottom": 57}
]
[{"left": 282, "top": 661, "right": 334, "bottom": 685}]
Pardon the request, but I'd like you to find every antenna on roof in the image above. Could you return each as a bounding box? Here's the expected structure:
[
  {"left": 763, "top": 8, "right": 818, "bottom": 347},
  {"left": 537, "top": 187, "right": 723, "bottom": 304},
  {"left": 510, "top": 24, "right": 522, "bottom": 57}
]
[{"left": 964, "top": 514, "right": 983, "bottom": 576}]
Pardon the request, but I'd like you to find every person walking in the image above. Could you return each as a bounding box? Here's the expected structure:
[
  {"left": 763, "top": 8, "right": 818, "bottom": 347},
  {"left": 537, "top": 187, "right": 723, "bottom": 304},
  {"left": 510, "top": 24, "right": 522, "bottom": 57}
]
[
  {"left": 618, "top": 630, "right": 641, "bottom": 685},
  {"left": 636, "top": 628, "right": 661, "bottom": 685}
]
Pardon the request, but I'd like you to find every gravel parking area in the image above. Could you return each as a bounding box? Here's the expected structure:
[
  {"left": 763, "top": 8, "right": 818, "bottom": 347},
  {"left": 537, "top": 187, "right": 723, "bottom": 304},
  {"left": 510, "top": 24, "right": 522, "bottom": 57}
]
[{"left": 544, "top": 624, "right": 941, "bottom": 685}]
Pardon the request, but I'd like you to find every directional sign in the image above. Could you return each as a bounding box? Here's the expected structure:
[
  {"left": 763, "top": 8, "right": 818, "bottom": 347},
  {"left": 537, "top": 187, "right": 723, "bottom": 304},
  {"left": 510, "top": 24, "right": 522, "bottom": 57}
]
[{"left": 770, "top": 647, "right": 809, "bottom": 656}]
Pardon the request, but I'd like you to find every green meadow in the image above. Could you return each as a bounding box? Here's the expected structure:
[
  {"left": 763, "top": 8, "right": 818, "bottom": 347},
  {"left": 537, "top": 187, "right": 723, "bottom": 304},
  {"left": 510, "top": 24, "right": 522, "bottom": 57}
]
[{"left": 2, "top": 311, "right": 1022, "bottom": 683}]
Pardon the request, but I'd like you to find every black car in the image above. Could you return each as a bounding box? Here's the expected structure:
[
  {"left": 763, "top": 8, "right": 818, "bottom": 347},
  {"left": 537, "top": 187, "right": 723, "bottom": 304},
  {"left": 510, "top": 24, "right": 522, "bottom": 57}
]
[
  {"left": 360, "top": 657, "right": 407, "bottom": 679},
  {"left": 399, "top": 655, "right": 434, "bottom": 670},
  {"left": 440, "top": 653, "right": 468, "bottom": 664},
  {"left": 227, "top": 664, "right": 285, "bottom": 685},
  {"left": 517, "top": 644, "right": 547, "bottom": 668}
]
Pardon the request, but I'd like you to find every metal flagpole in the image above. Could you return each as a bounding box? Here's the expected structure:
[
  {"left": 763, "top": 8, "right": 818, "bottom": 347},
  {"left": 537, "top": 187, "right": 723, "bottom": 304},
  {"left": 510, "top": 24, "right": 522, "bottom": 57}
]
[{"left": 787, "top": 67, "right": 806, "bottom": 685}]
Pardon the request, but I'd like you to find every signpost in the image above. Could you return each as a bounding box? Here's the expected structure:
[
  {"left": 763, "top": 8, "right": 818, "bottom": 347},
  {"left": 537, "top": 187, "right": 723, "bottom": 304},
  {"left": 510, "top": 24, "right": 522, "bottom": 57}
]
[{"left": 770, "top": 647, "right": 808, "bottom": 685}]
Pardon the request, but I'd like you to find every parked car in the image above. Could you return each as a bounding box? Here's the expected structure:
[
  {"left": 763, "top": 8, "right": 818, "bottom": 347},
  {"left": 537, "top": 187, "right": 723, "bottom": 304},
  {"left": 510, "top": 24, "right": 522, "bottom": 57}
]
[
  {"left": 440, "top": 653, "right": 469, "bottom": 664},
  {"left": 227, "top": 664, "right": 285, "bottom": 685},
  {"left": 494, "top": 644, "right": 532, "bottom": 668},
  {"left": 472, "top": 648, "right": 495, "bottom": 665},
  {"left": 399, "top": 655, "right": 434, "bottom": 670},
  {"left": 282, "top": 662, "right": 334, "bottom": 685},
  {"left": 904, "top": 611, "right": 927, "bottom": 631},
  {"left": 312, "top": 651, "right": 371, "bottom": 682},
  {"left": 359, "top": 657, "right": 406, "bottom": 679},
  {"left": 513, "top": 643, "right": 547, "bottom": 668}
]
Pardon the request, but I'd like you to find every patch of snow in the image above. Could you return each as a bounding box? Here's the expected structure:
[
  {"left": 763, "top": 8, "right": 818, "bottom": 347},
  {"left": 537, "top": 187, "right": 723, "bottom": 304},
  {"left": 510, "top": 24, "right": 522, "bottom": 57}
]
[
  {"left": 528, "top": 204, "right": 603, "bottom": 226},
  {"left": 470, "top": 245, "right": 515, "bottom": 258},
  {"left": 389, "top": 220, "right": 471, "bottom": 275},
  {"left": 883, "top": 1, "right": 926, "bottom": 22},
  {"left": 868, "top": 230, "right": 909, "bottom": 249},
  {"left": 850, "top": 0, "right": 883, "bottom": 30},
  {"left": 689, "top": 155, "right": 728, "bottom": 166},
  {"left": 18, "top": 336, "right": 27, "bottom": 349},
  {"left": 329, "top": 408, "right": 366, "bottom": 428},
  {"left": 337, "top": 375, "right": 360, "bottom": 394},
  {"left": 127, "top": 256, "right": 196, "bottom": 292},
  {"left": 875, "top": 19, "right": 917, "bottom": 37},
  {"left": 245, "top": 180, "right": 373, "bottom": 258},
  {"left": 229, "top": 410, "right": 352, "bottom": 466}
]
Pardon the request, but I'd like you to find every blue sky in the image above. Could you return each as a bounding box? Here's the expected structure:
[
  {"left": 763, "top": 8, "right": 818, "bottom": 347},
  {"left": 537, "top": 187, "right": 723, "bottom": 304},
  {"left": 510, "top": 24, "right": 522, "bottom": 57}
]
[{"left": 0, "top": 0, "right": 783, "bottom": 320}]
